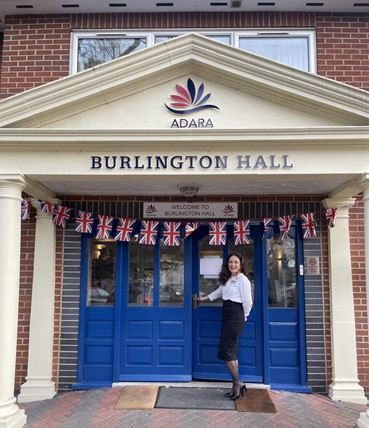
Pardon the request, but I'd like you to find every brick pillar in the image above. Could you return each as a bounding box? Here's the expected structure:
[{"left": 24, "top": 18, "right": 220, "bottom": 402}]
[{"left": 357, "top": 173, "right": 369, "bottom": 427}]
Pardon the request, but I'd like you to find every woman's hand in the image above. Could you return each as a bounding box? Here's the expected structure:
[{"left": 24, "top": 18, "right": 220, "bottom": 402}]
[{"left": 197, "top": 295, "right": 209, "bottom": 302}]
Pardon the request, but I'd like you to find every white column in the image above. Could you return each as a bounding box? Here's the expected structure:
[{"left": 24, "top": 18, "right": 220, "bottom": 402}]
[
  {"left": 18, "top": 200, "right": 56, "bottom": 403},
  {"left": 322, "top": 197, "right": 367, "bottom": 405},
  {"left": 0, "top": 176, "right": 27, "bottom": 428},
  {"left": 357, "top": 173, "right": 369, "bottom": 427}
]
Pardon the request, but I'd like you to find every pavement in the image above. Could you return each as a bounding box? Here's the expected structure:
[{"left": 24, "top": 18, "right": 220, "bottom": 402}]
[{"left": 18, "top": 383, "right": 368, "bottom": 428}]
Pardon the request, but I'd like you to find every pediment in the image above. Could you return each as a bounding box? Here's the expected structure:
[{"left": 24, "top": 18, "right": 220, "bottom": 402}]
[{"left": 1, "top": 33, "right": 369, "bottom": 129}]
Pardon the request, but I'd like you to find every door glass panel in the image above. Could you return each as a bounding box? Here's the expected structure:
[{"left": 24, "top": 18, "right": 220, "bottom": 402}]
[
  {"left": 267, "top": 235, "right": 297, "bottom": 307},
  {"left": 159, "top": 241, "right": 184, "bottom": 307},
  {"left": 229, "top": 240, "right": 255, "bottom": 303},
  {"left": 198, "top": 238, "right": 223, "bottom": 306},
  {"left": 129, "top": 239, "right": 154, "bottom": 307},
  {"left": 88, "top": 239, "right": 116, "bottom": 306}
]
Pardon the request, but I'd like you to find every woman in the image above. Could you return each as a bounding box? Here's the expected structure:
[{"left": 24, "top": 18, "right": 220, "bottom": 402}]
[{"left": 198, "top": 252, "right": 253, "bottom": 400}]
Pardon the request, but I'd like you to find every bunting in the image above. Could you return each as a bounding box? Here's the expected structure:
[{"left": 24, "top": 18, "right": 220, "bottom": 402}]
[
  {"left": 209, "top": 221, "right": 227, "bottom": 245},
  {"left": 114, "top": 218, "right": 136, "bottom": 242},
  {"left": 300, "top": 213, "right": 317, "bottom": 238},
  {"left": 278, "top": 215, "right": 292, "bottom": 240},
  {"left": 21, "top": 197, "right": 30, "bottom": 220},
  {"left": 324, "top": 208, "right": 337, "bottom": 228},
  {"left": 52, "top": 205, "right": 72, "bottom": 228},
  {"left": 96, "top": 215, "right": 113, "bottom": 239},
  {"left": 185, "top": 221, "right": 200, "bottom": 237},
  {"left": 40, "top": 200, "right": 54, "bottom": 214},
  {"left": 262, "top": 218, "right": 273, "bottom": 238},
  {"left": 75, "top": 211, "right": 94, "bottom": 234},
  {"left": 162, "top": 221, "right": 181, "bottom": 246},
  {"left": 233, "top": 220, "right": 251, "bottom": 245},
  {"left": 139, "top": 220, "right": 159, "bottom": 245}
]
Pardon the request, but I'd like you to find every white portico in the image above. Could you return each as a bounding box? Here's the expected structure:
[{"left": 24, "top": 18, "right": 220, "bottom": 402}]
[{"left": 0, "top": 34, "right": 368, "bottom": 426}]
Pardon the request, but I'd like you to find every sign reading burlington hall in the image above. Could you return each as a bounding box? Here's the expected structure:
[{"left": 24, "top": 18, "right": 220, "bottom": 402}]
[{"left": 144, "top": 202, "right": 238, "bottom": 219}]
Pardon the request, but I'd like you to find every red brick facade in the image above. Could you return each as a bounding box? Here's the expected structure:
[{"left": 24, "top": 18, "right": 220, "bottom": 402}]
[{"left": 3, "top": 11, "right": 368, "bottom": 393}]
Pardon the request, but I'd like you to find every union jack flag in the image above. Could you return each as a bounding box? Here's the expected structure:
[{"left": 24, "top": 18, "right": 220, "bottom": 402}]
[
  {"left": 163, "top": 221, "right": 181, "bottom": 246},
  {"left": 75, "top": 211, "right": 94, "bottom": 234},
  {"left": 40, "top": 200, "right": 54, "bottom": 214},
  {"left": 52, "top": 205, "right": 72, "bottom": 228},
  {"left": 263, "top": 218, "right": 273, "bottom": 238},
  {"left": 300, "top": 212, "right": 317, "bottom": 238},
  {"left": 139, "top": 220, "right": 159, "bottom": 245},
  {"left": 114, "top": 218, "right": 136, "bottom": 242},
  {"left": 185, "top": 222, "right": 200, "bottom": 237},
  {"left": 233, "top": 220, "right": 250, "bottom": 245},
  {"left": 209, "top": 221, "right": 227, "bottom": 246},
  {"left": 278, "top": 215, "right": 292, "bottom": 240},
  {"left": 21, "top": 197, "right": 30, "bottom": 220},
  {"left": 96, "top": 215, "right": 113, "bottom": 239},
  {"left": 324, "top": 208, "right": 337, "bottom": 228}
]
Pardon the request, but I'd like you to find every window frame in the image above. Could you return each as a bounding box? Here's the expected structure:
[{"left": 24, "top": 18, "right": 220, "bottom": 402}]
[{"left": 70, "top": 29, "right": 316, "bottom": 74}]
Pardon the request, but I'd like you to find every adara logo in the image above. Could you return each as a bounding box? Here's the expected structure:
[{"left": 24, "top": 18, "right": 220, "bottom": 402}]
[{"left": 165, "top": 78, "right": 220, "bottom": 115}]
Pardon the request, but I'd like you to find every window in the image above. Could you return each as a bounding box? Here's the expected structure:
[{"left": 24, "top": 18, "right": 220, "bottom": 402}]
[
  {"left": 87, "top": 239, "right": 116, "bottom": 306},
  {"left": 71, "top": 30, "right": 316, "bottom": 74}
]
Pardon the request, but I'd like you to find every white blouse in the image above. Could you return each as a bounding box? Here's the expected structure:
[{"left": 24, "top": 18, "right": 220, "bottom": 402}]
[{"left": 207, "top": 273, "right": 253, "bottom": 321}]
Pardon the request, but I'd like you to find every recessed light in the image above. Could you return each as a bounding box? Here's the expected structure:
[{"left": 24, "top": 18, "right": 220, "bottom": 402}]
[
  {"left": 16, "top": 4, "right": 34, "bottom": 8},
  {"left": 109, "top": 3, "right": 127, "bottom": 6},
  {"left": 258, "top": 2, "right": 276, "bottom": 5},
  {"left": 306, "top": 2, "right": 324, "bottom": 5},
  {"left": 231, "top": 0, "right": 242, "bottom": 6},
  {"left": 210, "top": 2, "right": 228, "bottom": 5},
  {"left": 156, "top": 2, "right": 174, "bottom": 6},
  {"left": 62, "top": 4, "right": 80, "bottom": 7}
]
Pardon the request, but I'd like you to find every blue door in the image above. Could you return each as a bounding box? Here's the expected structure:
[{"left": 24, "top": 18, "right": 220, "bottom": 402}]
[
  {"left": 119, "top": 234, "right": 192, "bottom": 381},
  {"left": 191, "top": 225, "right": 264, "bottom": 382}
]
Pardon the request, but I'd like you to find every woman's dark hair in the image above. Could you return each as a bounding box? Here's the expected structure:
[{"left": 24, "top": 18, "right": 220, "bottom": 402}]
[{"left": 219, "top": 252, "right": 247, "bottom": 285}]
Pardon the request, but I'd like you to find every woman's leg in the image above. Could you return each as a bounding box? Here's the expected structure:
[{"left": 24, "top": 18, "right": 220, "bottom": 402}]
[{"left": 225, "top": 359, "right": 240, "bottom": 395}]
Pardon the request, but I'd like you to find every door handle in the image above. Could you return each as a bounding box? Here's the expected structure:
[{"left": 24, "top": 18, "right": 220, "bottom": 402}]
[{"left": 192, "top": 294, "right": 198, "bottom": 309}]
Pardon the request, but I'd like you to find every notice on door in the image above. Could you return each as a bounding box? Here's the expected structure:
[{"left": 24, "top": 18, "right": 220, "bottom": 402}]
[
  {"left": 306, "top": 256, "right": 320, "bottom": 275},
  {"left": 200, "top": 256, "right": 223, "bottom": 278}
]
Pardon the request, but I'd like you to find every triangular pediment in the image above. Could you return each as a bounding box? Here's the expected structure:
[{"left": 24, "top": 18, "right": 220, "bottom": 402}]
[{"left": 1, "top": 33, "right": 369, "bottom": 129}]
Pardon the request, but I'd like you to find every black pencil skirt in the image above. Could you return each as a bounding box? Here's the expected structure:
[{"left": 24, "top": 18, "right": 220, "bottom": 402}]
[{"left": 217, "top": 300, "right": 245, "bottom": 361}]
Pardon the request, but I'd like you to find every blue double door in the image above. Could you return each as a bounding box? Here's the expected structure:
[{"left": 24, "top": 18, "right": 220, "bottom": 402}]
[{"left": 119, "top": 225, "right": 264, "bottom": 383}]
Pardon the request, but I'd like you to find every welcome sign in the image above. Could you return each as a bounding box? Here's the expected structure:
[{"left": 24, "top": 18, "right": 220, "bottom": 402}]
[{"left": 143, "top": 202, "right": 238, "bottom": 219}]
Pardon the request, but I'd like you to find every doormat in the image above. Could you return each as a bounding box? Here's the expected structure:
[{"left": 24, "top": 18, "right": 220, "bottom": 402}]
[
  {"left": 235, "top": 388, "right": 277, "bottom": 413},
  {"left": 155, "top": 387, "right": 236, "bottom": 410},
  {"left": 115, "top": 385, "right": 159, "bottom": 410}
]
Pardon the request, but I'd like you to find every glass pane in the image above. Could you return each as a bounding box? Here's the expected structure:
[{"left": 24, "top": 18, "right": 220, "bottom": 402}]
[
  {"left": 129, "top": 238, "right": 154, "bottom": 307},
  {"left": 77, "top": 37, "right": 147, "bottom": 72},
  {"left": 155, "top": 35, "right": 178, "bottom": 44},
  {"left": 228, "top": 239, "right": 255, "bottom": 303},
  {"left": 87, "top": 239, "right": 116, "bottom": 306},
  {"left": 159, "top": 242, "right": 184, "bottom": 307},
  {"left": 199, "top": 238, "right": 223, "bottom": 306},
  {"left": 267, "top": 235, "right": 297, "bottom": 308},
  {"left": 205, "top": 34, "right": 231, "bottom": 45},
  {"left": 239, "top": 37, "right": 309, "bottom": 71}
]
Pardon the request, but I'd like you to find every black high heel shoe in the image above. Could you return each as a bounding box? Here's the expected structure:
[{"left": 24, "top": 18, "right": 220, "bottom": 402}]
[
  {"left": 230, "top": 383, "right": 247, "bottom": 400},
  {"left": 223, "top": 388, "right": 234, "bottom": 397}
]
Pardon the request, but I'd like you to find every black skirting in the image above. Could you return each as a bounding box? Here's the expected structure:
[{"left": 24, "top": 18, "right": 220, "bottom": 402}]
[{"left": 217, "top": 300, "right": 245, "bottom": 361}]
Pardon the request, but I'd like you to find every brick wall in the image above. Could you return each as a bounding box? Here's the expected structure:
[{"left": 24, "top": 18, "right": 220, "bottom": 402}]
[{"left": 2, "top": 12, "right": 369, "bottom": 97}]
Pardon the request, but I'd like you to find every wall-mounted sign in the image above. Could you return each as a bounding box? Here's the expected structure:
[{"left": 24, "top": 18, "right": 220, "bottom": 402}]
[
  {"left": 306, "top": 256, "right": 320, "bottom": 275},
  {"left": 143, "top": 202, "right": 238, "bottom": 219}
]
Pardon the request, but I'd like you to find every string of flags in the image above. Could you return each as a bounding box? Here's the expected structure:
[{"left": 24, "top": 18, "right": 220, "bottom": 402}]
[{"left": 21, "top": 198, "right": 338, "bottom": 246}]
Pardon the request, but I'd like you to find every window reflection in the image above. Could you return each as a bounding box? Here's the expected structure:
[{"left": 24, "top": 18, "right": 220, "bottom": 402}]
[
  {"left": 267, "top": 235, "right": 297, "bottom": 308},
  {"left": 88, "top": 239, "right": 116, "bottom": 306},
  {"left": 159, "top": 242, "right": 184, "bottom": 307},
  {"left": 129, "top": 239, "right": 154, "bottom": 307}
]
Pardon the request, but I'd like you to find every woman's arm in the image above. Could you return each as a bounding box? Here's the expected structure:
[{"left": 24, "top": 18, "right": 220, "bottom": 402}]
[{"left": 240, "top": 275, "right": 253, "bottom": 321}]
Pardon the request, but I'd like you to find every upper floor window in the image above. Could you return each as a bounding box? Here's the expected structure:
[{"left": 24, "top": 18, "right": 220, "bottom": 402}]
[{"left": 71, "top": 30, "right": 316, "bottom": 74}]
